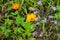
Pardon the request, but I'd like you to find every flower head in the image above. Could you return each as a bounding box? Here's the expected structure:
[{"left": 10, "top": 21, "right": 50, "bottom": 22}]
[
  {"left": 49, "top": 15, "right": 53, "bottom": 18},
  {"left": 54, "top": 20, "right": 58, "bottom": 24},
  {"left": 12, "top": 3, "right": 20, "bottom": 10},
  {"left": 39, "top": 32, "right": 43, "bottom": 37},
  {"left": 51, "top": 6, "right": 56, "bottom": 11},
  {"left": 34, "top": 11, "right": 38, "bottom": 14},
  {"left": 26, "top": 13, "right": 36, "bottom": 22},
  {"left": 37, "top": 1, "right": 42, "bottom": 5}
]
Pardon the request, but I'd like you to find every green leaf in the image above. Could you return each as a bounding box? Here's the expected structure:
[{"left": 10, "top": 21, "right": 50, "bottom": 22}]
[
  {"left": 19, "top": 27, "right": 24, "bottom": 33},
  {"left": 8, "top": 6, "right": 12, "bottom": 10},
  {"left": 24, "top": 30, "right": 31, "bottom": 37},
  {"left": 21, "top": 22, "right": 36, "bottom": 30},
  {"left": 4, "top": 13, "right": 9, "bottom": 18},
  {"left": 11, "top": 11, "right": 18, "bottom": 15},
  {"left": 19, "top": 37, "right": 23, "bottom": 40},
  {"left": 14, "top": 0, "right": 20, "bottom": 3},
  {"left": 41, "top": 0, "right": 46, "bottom": 2},
  {"left": 0, "top": 30, "right": 3, "bottom": 35},
  {"left": 4, "top": 29, "right": 11, "bottom": 37},
  {"left": 57, "top": 6, "right": 60, "bottom": 11},
  {"left": 9, "top": 1, "right": 13, "bottom": 4},
  {"left": 16, "top": 15, "right": 21, "bottom": 24},
  {"left": 22, "top": 6, "right": 27, "bottom": 14},
  {"left": 16, "top": 15, "right": 25, "bottom": 24},
  {"left": 28, "top": 37, "right": 35, "bottom": 40},
  {"left": 15, "top": 11, "right": 19, "bottom": 15},
  {"left": 14, "top": 27, "right": 24, "bottom": 34},
  {"left": 14, "top": 27, "right": 18, "bottom": 34},
  {"left": 34, "top": 2, "right": 38, "bottom": 7},
  {"left": 5, "top": 19, "right": 12, "bottom": 25},
  {"left": 54, "top": 13, "right": 60, "bottom": 19},
  {"left": 0, "top": 26, "right": 5, "bottom": 31}
]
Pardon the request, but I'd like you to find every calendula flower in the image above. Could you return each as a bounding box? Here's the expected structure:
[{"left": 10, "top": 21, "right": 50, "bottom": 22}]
[
  {"left": 26, "top": 13, "right": 36, "bottom": 22},
  {"left": 12, "top": 3, "right": 20, "bottom": 10}
]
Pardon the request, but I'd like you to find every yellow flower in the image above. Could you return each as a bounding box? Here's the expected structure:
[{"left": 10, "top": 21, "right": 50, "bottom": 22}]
[
  {"left": 26, "top": 13, "right": 36, "bottom": 22},
  {"left": 12, "top": 3, "right": 20, "bottom": 10}
]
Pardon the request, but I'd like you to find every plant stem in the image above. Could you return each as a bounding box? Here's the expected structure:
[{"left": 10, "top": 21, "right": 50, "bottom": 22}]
[
  {"left": 42, "top": 22, "right": 46, "bottom": 33},
  {"left": 57, "top": 0, "right": 59, "bottom": 6}
]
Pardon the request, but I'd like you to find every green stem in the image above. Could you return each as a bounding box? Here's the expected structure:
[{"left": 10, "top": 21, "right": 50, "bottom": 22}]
[
  {"left": 57, "top": 0, "right": 59, "bottom": 6},
  {"left": 20, "top": 0, "right": 24, "bottom": 9},
  {"left": 42, "top": 22, "right": 46, "bottom": 33}
]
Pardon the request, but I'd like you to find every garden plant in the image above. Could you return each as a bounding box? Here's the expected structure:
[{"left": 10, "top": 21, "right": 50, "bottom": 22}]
[{"left": 0, "top": 0, "right": 60, "bottom": 40}]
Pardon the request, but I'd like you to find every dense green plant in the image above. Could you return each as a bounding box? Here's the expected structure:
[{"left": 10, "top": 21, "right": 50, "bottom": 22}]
[{"left": 0, "top": 0, "right": 60, "bottom": 40}]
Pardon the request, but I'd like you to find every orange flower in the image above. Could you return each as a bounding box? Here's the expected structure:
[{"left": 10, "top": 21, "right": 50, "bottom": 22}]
[
  {"left": 26, "top": 13, "right": 36, "bottom": 22},
  {"left": 12, "top": 3, "right": 20, "bottom": 10}
]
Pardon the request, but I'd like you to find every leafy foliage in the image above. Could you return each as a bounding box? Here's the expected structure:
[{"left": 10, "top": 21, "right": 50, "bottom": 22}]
[
  {"left": 0, "top": 0, "right": 60, "bottom": 40},
  {"left": 54, "top": 13, "right": 60, "bottom": 19}
]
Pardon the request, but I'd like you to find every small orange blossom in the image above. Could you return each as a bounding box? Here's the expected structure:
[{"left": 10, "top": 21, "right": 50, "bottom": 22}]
[{"left": 12, "top": 3, "right": 20, "bottom": 10}]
